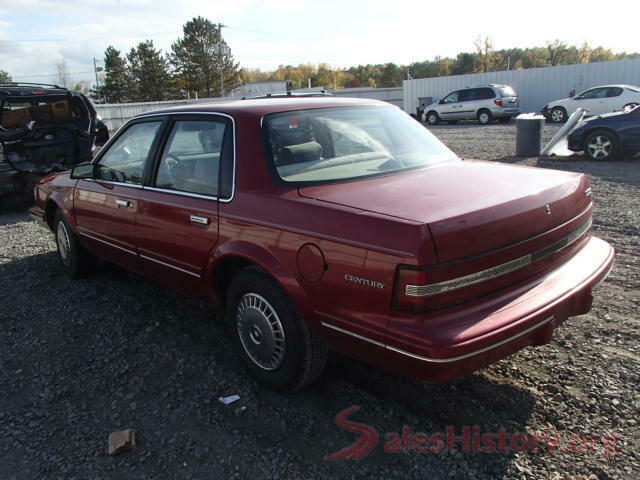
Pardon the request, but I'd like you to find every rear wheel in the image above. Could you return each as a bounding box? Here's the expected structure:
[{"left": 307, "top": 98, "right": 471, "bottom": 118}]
[
  {"left": 225, "top": 267, "right": 328, "bottom": 391},
  {"left": 54, "top": 210, "right": 96, "bottom": 278},
  {"left": 477, "top": 109, "right": 493, "bottom": 125},
  {"left": 549, "top": 107, "right": 567, "bottom": 123},
  {"left": 584, "top": 130, "right": 618, "bottom": 161},
  {"left": 426, "top": 111, "right": 440, "bottom": 125}
]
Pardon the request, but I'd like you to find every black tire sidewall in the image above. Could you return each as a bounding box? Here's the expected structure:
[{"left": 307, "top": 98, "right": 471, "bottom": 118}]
[
  {"left": 427, "top": 112, "right": 439, "bottom": 125},
  {"left": 478, "top": 110, "right": 492, "bottom": 124},
  {"left": 551, "top": 107, "right": 566, "bottom": 123},
  {"left": 54, "top": 210, "right": 84, "bottom": 278},
  {"left": 225, "top": 269, "right": 308, "bottom": 391}
]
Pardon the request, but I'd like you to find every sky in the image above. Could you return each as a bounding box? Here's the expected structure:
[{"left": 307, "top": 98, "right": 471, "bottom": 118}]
[{"left": 0, "top": 0, "right": 639, "bottom": 87}]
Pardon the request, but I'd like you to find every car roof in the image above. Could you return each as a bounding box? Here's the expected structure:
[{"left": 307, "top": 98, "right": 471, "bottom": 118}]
[
  {"left": 136, "top": 97, "right": 389, "bottom": 119},
  {"left": 0, "top": 83, "right": 70, "bottom": 96}
]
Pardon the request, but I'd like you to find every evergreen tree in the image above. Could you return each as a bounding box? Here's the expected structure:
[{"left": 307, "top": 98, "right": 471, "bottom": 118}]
[
  {"left": 102, "top": 46, "right": 130, "bottom": 103},
  {"left": 127, "top": 40, "right": 174, "bottom": 102},
  {"left": 170, "top": 16, "right": 241, "bottom": 98}
]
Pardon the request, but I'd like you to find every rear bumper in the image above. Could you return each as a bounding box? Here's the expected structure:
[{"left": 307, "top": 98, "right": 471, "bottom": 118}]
[
  {"left": 493, "top": 108, "right": 520, "bottom": 118},
  {"left": 321, "top": 236, "right": 614, "bottom": 382}
]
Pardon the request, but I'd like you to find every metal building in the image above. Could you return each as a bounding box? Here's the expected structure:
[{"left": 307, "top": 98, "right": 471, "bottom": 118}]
[{"left": 403, "top": 58, "right": 640, "bottom": 116}]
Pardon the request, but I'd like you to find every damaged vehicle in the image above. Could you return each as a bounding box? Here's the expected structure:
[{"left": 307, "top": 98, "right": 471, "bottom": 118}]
[{"left": 0, "top": 83, "right": 109, "bottom": 199}]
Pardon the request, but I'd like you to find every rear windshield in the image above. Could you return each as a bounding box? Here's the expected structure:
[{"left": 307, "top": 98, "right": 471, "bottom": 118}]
[
  {"left": 498, "top": 86, "right": 517, "bottom": 97},
  {"left": 264, "top": 106, "right": 459, "bottom": 185}
]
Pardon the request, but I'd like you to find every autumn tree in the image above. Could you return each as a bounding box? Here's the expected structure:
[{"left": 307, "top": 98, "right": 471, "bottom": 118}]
[{"left": 0, "top": 69, "right": 11, "bottom": 83}]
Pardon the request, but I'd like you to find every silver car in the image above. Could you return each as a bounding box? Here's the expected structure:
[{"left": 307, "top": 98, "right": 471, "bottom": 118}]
[{"left": 422, "top": 84, "right": 520, "bottom": 125}]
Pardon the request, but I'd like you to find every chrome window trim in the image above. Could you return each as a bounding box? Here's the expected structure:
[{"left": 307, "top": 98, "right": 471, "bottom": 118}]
[
  {"left": 78, "top": 230, "right": 137, "bottom": 255},
  {"left": 405, "top": 219, "right": 592, "bottom": 298},
  {"left": 133, "top": 111, "right": 237, "bottom": 203},
  {"left": 82, "top": 178, "right": 144, "bottom": 189},
  {"left": 321, "top": 315, "right": 554, "bottom": 364},
  {"left": 139, "top": 254, "right": 201, "bottom": 278}
]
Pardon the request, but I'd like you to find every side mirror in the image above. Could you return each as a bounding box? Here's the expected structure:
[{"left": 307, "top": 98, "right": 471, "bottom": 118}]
[
  {"left": 439, "top": 99, "right": 445, "bottom": 104},
  {"left": 70, "top": 163, "right": 97, "bottom": 179}
]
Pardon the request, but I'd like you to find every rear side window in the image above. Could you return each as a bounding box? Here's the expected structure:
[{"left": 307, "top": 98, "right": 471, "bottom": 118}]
[
  {"left": 154, "top": 119, "right": 231, "bottom": 197},
  {"left": 498, "top": 86, "right": 516, "bottom": 97},
  {"left": 476, "top": 88, "right": 496, "bottom": 100},
  {"left": 606, "top": 87, "right": 623, "bottom": 97}
]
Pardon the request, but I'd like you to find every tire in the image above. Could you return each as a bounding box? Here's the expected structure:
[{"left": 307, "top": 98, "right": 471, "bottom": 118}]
[
  {"left": 498, "top": 117, "right": 512, "bottom": 124},
  {"left": 426, "top": 111, "right": 440, "bottom": 125},
  {"left": 225, "top": 267, "right": 328, "bottom": 392},
  {"left": 54, "top": 210, "right": 95, "bottom": 278},
  {"left": 477, "top": 109, "right": 493, "bottom": 125},
  {"left": 549, "top": 107, "right": 567, "bottom": 123},
  {"left": 446, "top": 120, "right": 458, "bottom": 125},
  {"left": 584, "top": 130, "right": 618, "bottom": 161}
]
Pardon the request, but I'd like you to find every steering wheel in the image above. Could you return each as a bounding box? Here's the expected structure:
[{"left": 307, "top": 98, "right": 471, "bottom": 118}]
[{"left": 164, "top": 153, "right": 190, "bottom": 186}]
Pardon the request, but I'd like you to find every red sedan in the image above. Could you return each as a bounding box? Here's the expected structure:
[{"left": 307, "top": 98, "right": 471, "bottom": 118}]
[{"left": 29, "top": 98, "right": 614, "bottom": 391}]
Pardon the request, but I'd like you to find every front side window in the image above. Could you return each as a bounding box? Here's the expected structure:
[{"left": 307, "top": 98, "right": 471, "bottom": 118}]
[
  {"left": 97, "top": 121, "right": 162, "bottom": 184},
  {"left": 443, "top": 91, "right": 460, "bottom": 103},
  {"left": 577, "top": 88, "right": 607, "bottom": 100},
  {"left": 154, "top": 119, "right": 229, "bottom": 196},
  {"left": 265, "top": 106, "right": 459, "bottom": 185}
]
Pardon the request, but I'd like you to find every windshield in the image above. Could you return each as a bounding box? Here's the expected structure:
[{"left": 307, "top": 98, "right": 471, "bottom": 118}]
[
  {"left": 498, "top": 86, "right": 516, "bottom": 97},
  {"left": 264, "top": 106, "right": 459, "bottom": 184}
]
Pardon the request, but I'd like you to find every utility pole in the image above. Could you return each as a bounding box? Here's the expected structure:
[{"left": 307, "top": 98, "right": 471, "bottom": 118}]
[
  {"left": 93, "top": 57, "right": 101, "bottom": 99},
  {"left": 215, "top": 23, "right": 229, "bottom": 97}
]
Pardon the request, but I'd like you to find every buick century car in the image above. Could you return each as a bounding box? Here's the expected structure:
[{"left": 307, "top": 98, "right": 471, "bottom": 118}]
[{"left": 30, "top": 98, "right": 614, "bottom": 391}]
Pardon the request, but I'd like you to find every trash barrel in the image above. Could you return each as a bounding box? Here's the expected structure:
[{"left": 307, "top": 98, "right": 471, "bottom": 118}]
[{"left": 515, "top": 114, "right": 545, "bottom": 156}]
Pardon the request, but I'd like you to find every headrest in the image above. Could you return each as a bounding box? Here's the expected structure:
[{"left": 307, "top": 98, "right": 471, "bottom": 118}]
[{"left": 278, "top": 141, "right": 322, "bottom": 166}]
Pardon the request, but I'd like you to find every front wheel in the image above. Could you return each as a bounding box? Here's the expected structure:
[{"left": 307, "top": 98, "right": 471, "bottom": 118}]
[
  {"left": 426, "top": 111, "right": 440, "bottom": 125},
  {"left": 54, "top": 210, "right": 95, "bottom": 278},
  {"left": 225, "top": 267, "right": 328, "bottom": 392},
  {"left": 584, "top": 130, "right": 618, "bottom": 161},
  {"left": 549, "top": 107, "right": 567, "bottom": 123}
]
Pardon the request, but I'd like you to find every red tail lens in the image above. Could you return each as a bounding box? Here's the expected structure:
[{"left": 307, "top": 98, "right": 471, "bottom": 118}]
[
  {"left": 394, "top": 267, "right": 430, "bottom": 313},
  {"left": 494, "top": 99, "right": 503, "bottom": 107}
]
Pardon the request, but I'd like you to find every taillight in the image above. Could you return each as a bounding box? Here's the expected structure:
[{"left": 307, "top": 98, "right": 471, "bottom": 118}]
[
  {"left": 395, "top": 265, "right": 473, "bottom": 313},
  {"left": 394, "top": 267, "right": 430, "bottom": 312},
  {"left": 494, "top": 99, "right": 503, "bottom": 107},
  {"left": 37, "top": 175, "right": 56, "bottom": 184}
]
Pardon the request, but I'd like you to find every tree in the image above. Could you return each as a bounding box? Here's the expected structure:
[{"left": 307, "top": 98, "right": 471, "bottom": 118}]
[
  {"left": 474, "top": 36, "right": 497, "bottom": 73},
  {"left": 102, "top": 46, "right": 131, "bottom": 103},
  {"left": 170, "top": 16, "right": 241, "bottom": 98},
  {"left": 0, "top": 69, "right": 11, "bottom": 83},
  {"left": 546, "top": 40, "right": 570, "bottom": 66},
  {"left": 53, "top": 58, "right": 72, "bottom": 88},
  {"left": 127, "top": 40, "right": 174, "bottom": 102}
]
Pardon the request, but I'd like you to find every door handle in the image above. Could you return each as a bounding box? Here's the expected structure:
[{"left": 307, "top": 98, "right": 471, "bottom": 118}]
[
  {"left": 116, "top": 199, "right": 132, "bottom": 208},
  {"left": 190, "top": 214, "right": 210, "bottom": 225}
]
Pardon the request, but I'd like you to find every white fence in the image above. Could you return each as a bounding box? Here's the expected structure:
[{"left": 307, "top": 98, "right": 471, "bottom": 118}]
[
  {"left": 403, "top": 58, "right": 640, "bottom": 115},
  {"left": 96, "top": 86, "right": 404, "bottom": 131}
]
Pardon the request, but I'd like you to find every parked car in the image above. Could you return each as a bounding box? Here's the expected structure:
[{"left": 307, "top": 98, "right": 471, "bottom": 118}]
[
  {"left": 422, "top": 84, "right": 520, "bottom": 125},
  {"left": 543, "top": 85, "right": 640, "bottom": 123},
  {"left": 567, "top": 104, "right": 640, "bottom": 160},
  {"left": 0, "top": 83, "right": 109, "bottom": 199},
  {"left": 30, "top": 98, "right": 613, "bottom": 392}
]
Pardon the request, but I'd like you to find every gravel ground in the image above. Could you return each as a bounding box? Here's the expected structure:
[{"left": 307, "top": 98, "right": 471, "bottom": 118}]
[{"left": 1, "top": 122, "right": 638, "bottom": 479}]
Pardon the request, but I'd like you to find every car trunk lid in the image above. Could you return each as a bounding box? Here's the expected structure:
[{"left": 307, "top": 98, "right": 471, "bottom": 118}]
[{"left": 298, "top": 160, "right": 591, "bottom": 263}]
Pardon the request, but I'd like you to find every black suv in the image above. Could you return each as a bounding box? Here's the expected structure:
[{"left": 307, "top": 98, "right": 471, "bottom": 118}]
[{"left": 0, "top": 83, "right": 109, "bottom": 199}]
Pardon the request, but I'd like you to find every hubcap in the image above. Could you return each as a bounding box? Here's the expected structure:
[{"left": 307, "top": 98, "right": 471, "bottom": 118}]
[
  {"left": 56, "top": 222, "right": 71, "bottom": 266},
  {"left": 236, "top": 293, "right": 286, "bottom": 370},
  {"left": 429, "top": 114, "right": 437, "bottom": 124},
  {"left": 479, "top": 113, "right": 489, "bottom": 124},
  {"left": 551, "top": 109, "right": 564, "bottom": 122},
  {"left": 587, "top": 136, "right": 612, "bottom": 159}
]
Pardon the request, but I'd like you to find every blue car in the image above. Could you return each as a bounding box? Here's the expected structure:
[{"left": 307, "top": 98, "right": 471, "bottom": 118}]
[{"left": 567, "top": 105, "right": 640, "bottom": 160}]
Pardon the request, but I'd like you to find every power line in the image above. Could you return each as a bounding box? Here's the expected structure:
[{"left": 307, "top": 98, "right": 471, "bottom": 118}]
[{"left": 11, "top": 71, "right": 96, "bottom": 79}]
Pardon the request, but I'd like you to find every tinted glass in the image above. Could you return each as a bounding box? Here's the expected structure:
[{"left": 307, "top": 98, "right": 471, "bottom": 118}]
[
  {"left": 265, "top": 106, "right": 459, "bottom": 184},
  {"left": 98, "top": 121, "right": 161, "bottom": 184},
  {"left": 606, "top": 87, "right": 623, "bottom": 97},
  {"left": 578, "top": 88, "right": 607, "bottom": 99},
  {"left": 155, "top": 119, "right": 228, "bottom": 196},
  {"left": 477, "top": 88, "right": 496, "bottom": 100}
]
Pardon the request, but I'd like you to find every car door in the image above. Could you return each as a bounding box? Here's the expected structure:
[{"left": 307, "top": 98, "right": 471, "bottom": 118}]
[
  {"left": 135, "top": 114, "right": 235, "bottom": 297},
  {"left": 602, "top": 86, "right": 624, "bottom": 112},
  {"left": 73, "top": 118, "right": 165, "bottom": 268},
  {"left": 459, "top": 88, "right": 482, "bottom": 120},
  {"left": 438, "top": 90, "right": 462, "bottom": 119}
]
